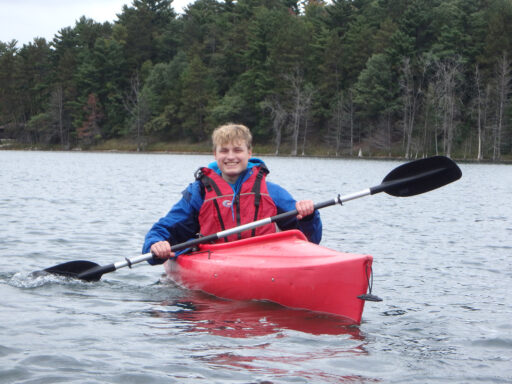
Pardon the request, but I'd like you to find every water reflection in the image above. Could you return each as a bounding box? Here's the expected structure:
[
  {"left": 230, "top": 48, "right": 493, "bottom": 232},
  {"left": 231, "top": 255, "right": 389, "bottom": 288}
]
[
  {"left": 149, "top": 292, "right": 372, "bottom": 382},
  {"left": 151, "top": 291, "right": 364, "bottom": 339}
]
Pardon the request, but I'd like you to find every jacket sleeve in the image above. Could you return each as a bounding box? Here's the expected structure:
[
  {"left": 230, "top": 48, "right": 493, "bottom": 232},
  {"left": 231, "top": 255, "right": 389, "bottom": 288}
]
[
  {"left": 266, "top": 181, "right": 322, "bottom": 244},
  {"left": 142, "top": 181, "right": 203, "bottom": 262}
]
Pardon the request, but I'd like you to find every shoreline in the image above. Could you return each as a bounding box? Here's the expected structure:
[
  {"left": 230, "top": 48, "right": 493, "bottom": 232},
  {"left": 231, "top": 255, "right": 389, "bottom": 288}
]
[{"left": 1, "top": 145, "right": 509, "bottom": 164}]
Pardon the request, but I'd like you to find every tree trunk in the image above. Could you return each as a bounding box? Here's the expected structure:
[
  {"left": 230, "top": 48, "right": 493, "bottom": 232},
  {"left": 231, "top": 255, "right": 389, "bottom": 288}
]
[
  {"left": 434, "top": 58, "right": 461, "bottom": 158},
  {"left": 124, "top": 72, "right": 150, "bottom": 151},
  {"left": 286, "top": 69, "right": 314, "bottom": 156},
  {"left": 263, "top": 97, "right": 287, "bottom": 155},
  {"left": 400, "top": 57, "right": 425, "bottom": 159},
  {"left": 493, "top": 52, "right": 511, "bottom": 161},
  {"left": 475, "top": 65, "right": 483, "bottom": 161}
]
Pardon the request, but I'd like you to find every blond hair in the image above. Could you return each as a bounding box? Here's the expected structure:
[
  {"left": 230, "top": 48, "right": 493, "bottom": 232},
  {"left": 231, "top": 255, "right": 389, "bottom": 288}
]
[{"left": 212, "top": 123, "right": 252, "bottom": 151}]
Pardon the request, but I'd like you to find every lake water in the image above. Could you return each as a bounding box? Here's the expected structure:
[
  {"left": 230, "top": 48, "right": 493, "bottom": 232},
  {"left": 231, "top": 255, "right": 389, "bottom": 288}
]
[{"left": 1, "top": 150, "right": 511, "bottom": 384}]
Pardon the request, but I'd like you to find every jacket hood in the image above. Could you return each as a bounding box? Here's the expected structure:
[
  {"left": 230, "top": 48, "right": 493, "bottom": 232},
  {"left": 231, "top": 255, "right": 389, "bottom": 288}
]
[{"left": 207, "top": 157, "right": 266, "bottom": 176}]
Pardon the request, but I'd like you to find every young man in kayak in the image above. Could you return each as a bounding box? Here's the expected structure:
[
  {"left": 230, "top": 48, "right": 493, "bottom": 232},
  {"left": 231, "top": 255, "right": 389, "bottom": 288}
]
[{"left": 143, "top": 123, "right": 322, "bottom": 260}]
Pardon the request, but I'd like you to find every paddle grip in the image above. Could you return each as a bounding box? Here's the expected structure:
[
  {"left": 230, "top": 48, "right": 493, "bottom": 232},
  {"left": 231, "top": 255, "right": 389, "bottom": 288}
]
[{"left": 313, "top": 198, "right": 339, "bottom": 210}]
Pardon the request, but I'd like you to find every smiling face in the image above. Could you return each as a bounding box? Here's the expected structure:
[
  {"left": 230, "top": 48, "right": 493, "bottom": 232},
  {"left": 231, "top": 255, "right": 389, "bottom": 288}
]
[{"left": 214, "top": 140, "right": 252, "bottom": 184}]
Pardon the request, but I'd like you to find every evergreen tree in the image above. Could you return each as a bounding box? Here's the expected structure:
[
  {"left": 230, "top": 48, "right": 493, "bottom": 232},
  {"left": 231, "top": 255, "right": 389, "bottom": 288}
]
[
  {"left": 340, "top": 15, "right": 377, "bottom": 86},
  {"left": 143, "top": 51, "right": 188, "bottom": 137},
  {"left": 0, "top": 0, "right": 511, "bottom": 158},
  {"left": 0, "top": 41, "right": 22, "bottom": 128},
  {"left": 178, "top": 55, "right": 218, "bottom": 141},
  {"left": 116, "top": 0, "right": 177, "bottom": 69}
]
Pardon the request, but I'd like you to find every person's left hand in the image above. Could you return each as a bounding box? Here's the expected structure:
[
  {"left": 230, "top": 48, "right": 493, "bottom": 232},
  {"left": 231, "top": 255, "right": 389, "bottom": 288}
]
[{"left": 296, "top": 199, "right": 315, "bottom": 220}]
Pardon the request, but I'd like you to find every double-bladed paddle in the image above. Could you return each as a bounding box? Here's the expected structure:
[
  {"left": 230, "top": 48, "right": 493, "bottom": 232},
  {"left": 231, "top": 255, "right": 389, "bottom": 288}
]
[{"left": 42, "top": 155, "right": 462, "bottom": 282}]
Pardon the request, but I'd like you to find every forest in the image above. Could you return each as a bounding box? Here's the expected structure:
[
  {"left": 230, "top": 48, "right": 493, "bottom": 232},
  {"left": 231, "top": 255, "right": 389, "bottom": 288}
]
[{"left": 1, "top": 0, "right": 511, "bottom": 161}]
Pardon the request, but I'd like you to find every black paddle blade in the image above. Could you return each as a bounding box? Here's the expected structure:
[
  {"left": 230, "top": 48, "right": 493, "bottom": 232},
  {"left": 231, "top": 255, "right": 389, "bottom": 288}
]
[
  {"left": 43, "top": 260, "right": 101, "bottom": 280},
  {"left": 374, "top": 156, "right": 462, "bottom": 197}
]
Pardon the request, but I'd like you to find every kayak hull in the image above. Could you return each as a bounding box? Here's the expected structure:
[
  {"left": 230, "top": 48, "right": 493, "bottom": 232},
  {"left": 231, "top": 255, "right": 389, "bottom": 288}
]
[{"left": 164, "top": 230, "right": 373, "bottom": 324}]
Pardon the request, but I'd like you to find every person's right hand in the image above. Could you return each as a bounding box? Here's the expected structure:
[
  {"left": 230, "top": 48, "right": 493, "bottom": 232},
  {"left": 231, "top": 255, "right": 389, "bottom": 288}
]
[{"left": 150, "top": 241, "right": 175, "bottom": 260}]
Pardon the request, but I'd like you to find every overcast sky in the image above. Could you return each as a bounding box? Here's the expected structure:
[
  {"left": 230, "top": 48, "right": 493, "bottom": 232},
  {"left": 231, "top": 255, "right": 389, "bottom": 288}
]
[{"left": 0, "top": 0, "right": 192, "bottom": 47}]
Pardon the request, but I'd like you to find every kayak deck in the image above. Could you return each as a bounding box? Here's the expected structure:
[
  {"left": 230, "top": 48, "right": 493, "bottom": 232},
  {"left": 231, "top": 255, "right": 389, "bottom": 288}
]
[{"left": 164, "top": 230, "right": 373, "bottom": 324}]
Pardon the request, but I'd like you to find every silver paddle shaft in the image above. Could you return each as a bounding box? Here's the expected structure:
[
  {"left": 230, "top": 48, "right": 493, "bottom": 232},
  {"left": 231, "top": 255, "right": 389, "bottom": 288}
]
[
  {"left": 114, "top": 253, "right": 153, "bottom": 270},
  {"left": 339, "top": 188, "right": 372, "bottom": 203},
  {"left": 114, "top": 188, "right": 372, "bottom": 270}
]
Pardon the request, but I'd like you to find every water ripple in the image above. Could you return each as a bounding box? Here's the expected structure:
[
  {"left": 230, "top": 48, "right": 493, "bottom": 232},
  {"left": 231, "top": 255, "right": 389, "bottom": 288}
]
[{"left": 1, "top": 151, "right": 511, "bottom": 384}]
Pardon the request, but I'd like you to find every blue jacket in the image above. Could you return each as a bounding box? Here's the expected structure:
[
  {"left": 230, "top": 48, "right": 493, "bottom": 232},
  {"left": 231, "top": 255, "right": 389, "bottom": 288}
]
[{"left": 142, "top": 158, "right": 322, "bottom": 259}]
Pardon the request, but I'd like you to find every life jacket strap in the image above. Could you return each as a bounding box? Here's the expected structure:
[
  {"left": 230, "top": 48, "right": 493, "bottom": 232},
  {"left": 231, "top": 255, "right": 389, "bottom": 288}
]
[
  {"left": 250, "top": 167, "right": 267, "bottom": 237},
  {"left": 199, "top": 173, "right": 229, "bottom": 242}
]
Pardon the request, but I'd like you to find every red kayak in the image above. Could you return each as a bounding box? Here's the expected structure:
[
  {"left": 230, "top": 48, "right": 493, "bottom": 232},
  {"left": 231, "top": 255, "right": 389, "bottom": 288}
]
[{"left": 164, "top": 230, "right": 374, "bottom": 324}]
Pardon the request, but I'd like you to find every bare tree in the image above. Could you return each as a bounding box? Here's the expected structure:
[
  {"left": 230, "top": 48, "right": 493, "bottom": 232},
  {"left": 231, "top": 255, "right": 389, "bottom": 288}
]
[
  {"left": 493, "top": 52, "right": 511, "bottom": 161},
  {"left": 300, "top": 85, "right": 314, "bottom": 156},
  {"left": 287, "top": 70, "right": 303, "bottom": 156},
  {"left": 473, "top": 64, "right": 493, "bottom": 161},
  {"left": 50, "top": 85, "right": 67, "bottom": 149},
  {"left": 329, "top": 91, "right": 344, "bottom": 156},
  {"left": 400, "top": 57, "right": 428, "bottom": 159},
  {"left": 301, "top": 113, "right": 311, "bottom": 156},
  {"left": 400, "top": 57, "right": 414, "bottom": 158},
  {"left": 483, "top": 83, "right": 492, "bottom": 158},
  {"left": 346, "top": 89, "right": 355, "bottom": 156},
  {"left": 421, "top": 80, "right": 443, "bottom": 158},
  {"left": 262, "top": 96, "right": 288, "bottom": 155},
  {"left": 474, "top": 64, "right": 484, "bottom": 160},
  {"left": 433, "top": 58, "right": 462, "bottom": 158},
  {"left": 286, "top": 69, "right": 315, "bottom": 156},
  {"left": 327, "top": 90, "right": 356, "bottom": 156},
  {"left": 124, "top": 72, "right": 150, "bottom": 151}
]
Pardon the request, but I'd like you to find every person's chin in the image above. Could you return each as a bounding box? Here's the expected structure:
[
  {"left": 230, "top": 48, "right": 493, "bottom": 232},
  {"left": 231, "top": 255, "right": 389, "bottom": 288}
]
[
  {"left": 224, "top": 168, "right": 242, "bottom": 178},
  {"left": 224, "top": 165, "right": 240, "bottom": 172}
]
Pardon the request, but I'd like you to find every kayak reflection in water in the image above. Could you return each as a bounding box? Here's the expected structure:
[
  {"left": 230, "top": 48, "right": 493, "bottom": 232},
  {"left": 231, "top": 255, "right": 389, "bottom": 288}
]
[
  {"left": 151, "top": 292, "right": 364, "bottom": 339},
  {"left": 143, "top": 123, "right": 322, "bottom": 261}
]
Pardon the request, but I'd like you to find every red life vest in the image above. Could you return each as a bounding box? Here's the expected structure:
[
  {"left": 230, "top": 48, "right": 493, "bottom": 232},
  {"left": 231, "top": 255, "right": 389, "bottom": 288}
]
[{"left": 197, "top": 166, "right": 277, "bottom": 242}]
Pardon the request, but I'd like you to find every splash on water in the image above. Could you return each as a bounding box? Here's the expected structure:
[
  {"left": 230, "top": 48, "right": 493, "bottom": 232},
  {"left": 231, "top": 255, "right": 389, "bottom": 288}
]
[{"left": 8, "top": 270, "right": 85, "bottom": 289}]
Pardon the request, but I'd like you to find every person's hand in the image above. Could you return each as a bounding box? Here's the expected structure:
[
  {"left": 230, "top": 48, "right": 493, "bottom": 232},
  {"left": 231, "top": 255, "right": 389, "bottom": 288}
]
[
  {"left": 150, "top": 241, "right": 175, "bottom": 260},
  {"left": 296, "top": 199, "right": 315, "bottom": 220}
]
